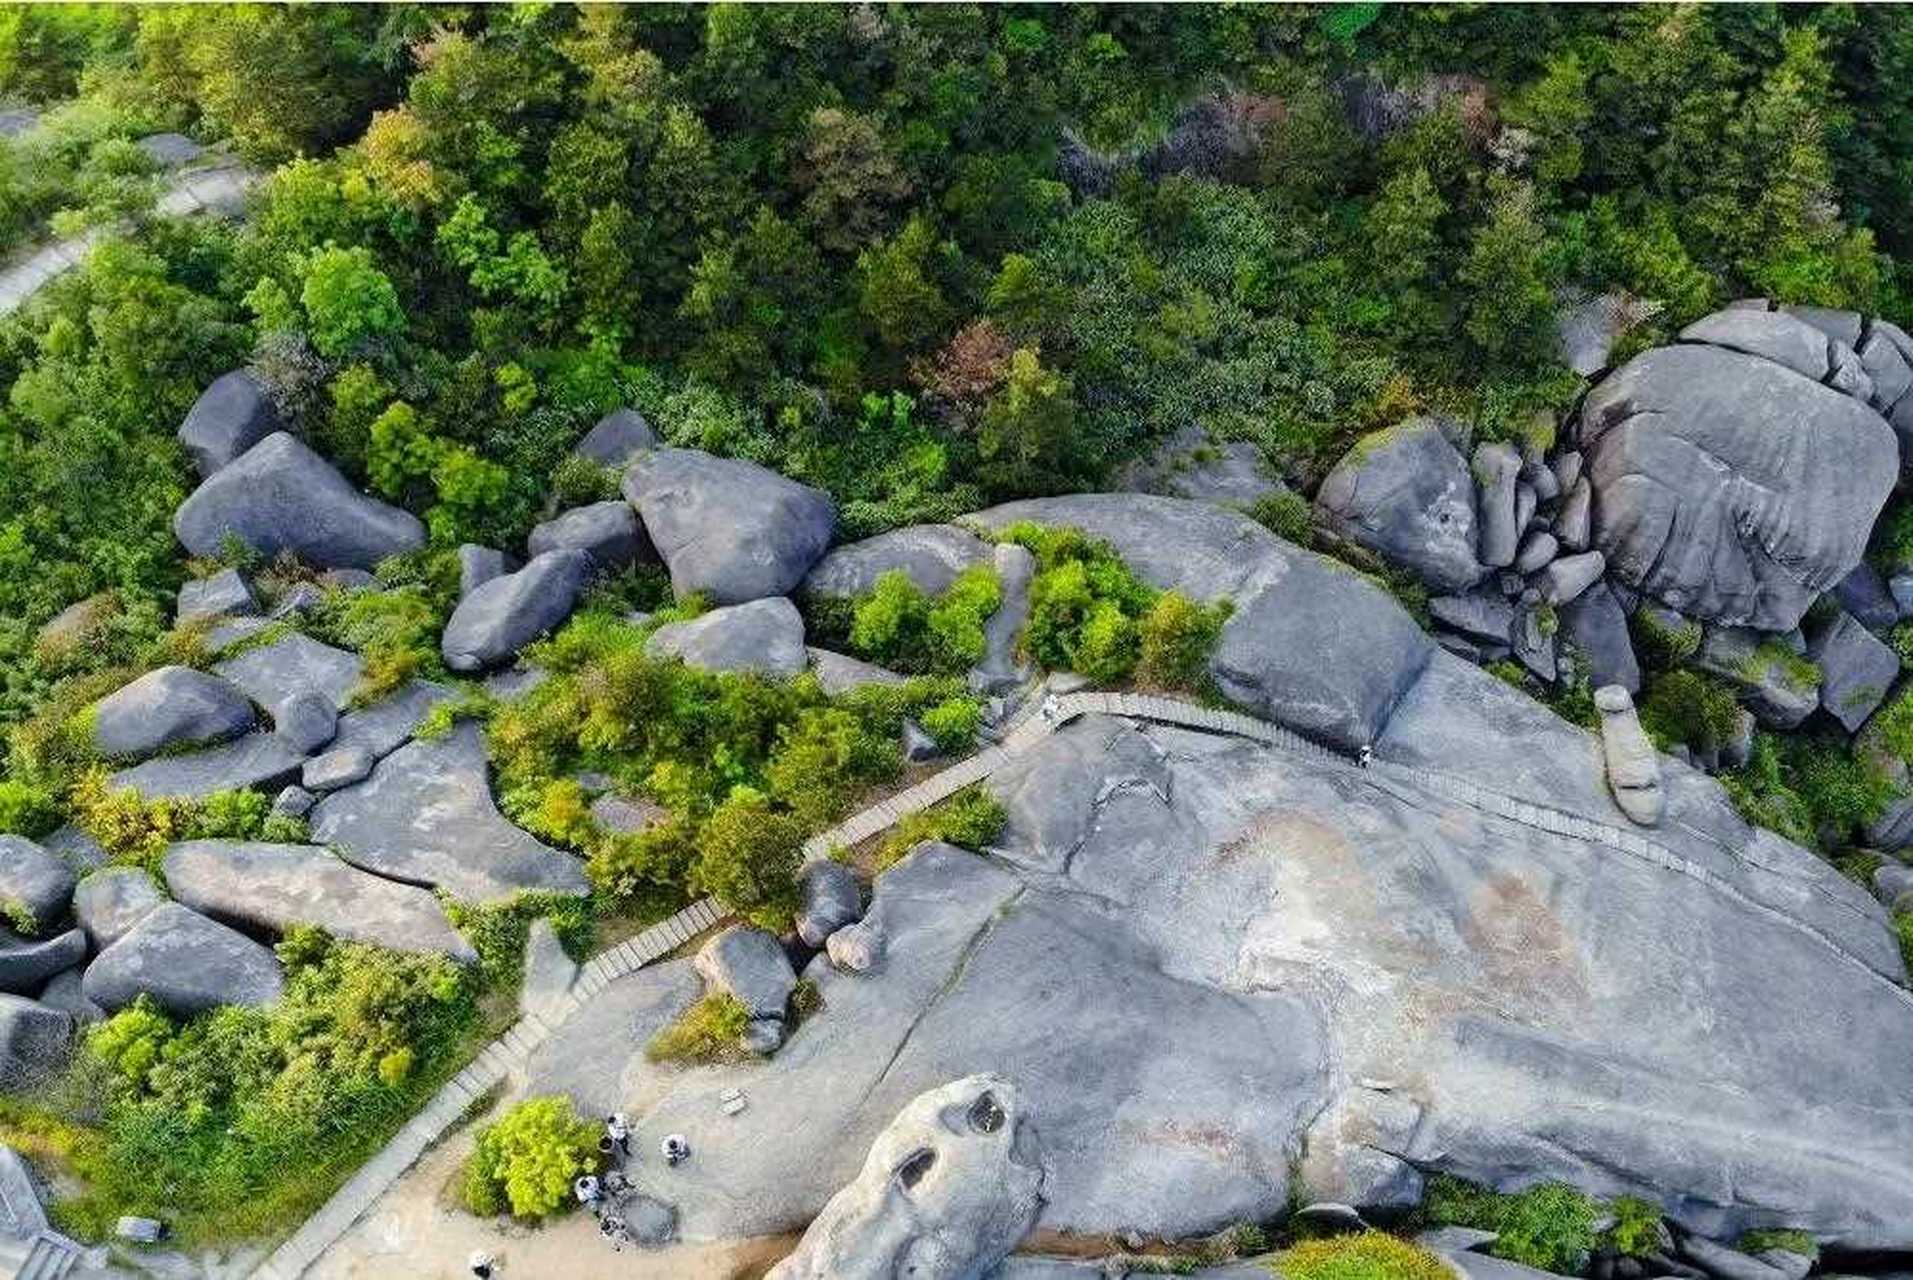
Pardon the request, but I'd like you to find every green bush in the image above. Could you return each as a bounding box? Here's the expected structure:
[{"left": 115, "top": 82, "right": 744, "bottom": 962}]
[
  {"left": 1137, "top": 591, "right": 1230, "bottom": 692},
  {"left": 1738, "top": 1229, "right": 1817, "bottom": 1260},
  {"left": 0, "top": 779, "right": 59, "bottom": 837},
  {"left": 918, "top": 695, "right": 982, "bottom": 750},
  {"left": 1895, "top": 911, "right": 1913, "bottom": 978},
  {"left": 1603, "top": 1196, "right": 1664, "bottom": 1257},
  {"left": 1638, "top": 670, "right": 1743, "bottom": 753},
  {"left": 876, "top": 786, "right": 1007, "bottom": 870},
  {"left": 464, "top": 1095, "right": 600, "bottom": 1220},
  {"left": 1249, "top": 489, "right": 1314, "bottom": 545},
  {"left": 1277, "top": 1231, "right": 1452, "bottom": 1280},
  {"left": 644, "top": 992, "right": 751, "bottom": 1065},
  {"left": 1424, "top": 1175, "right": 1600, "bottom": 1275},
  {"left": 845, "top": 564, "right": 1001, "bottom": 675},
  {"left": 1632, "top": 609, "right": 1702, "bottom": 669},
  {"left": 693, "top": 788, "right": 803, "bottom": 929}
]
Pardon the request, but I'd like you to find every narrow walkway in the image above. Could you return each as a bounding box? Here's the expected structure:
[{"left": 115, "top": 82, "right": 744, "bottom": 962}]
[
  {"left": 0, "top": 161, "right": 256, "bottom": 314},
  {"left": 250, "top": 685, "right": 1906, "bottom": 1277}
]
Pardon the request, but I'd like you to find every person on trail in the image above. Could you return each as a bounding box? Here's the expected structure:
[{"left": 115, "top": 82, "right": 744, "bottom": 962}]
[
  {"left": 603, "top": 1168, "right": 631, "bottom": 1197},
  {"left": 601, "top": 1214, "right": 629, "bottom": 1252},
  {"left": 1039, "top": 694, "right": 1058, "bottom": 725},
  {"left": 574, "top": 1173, "right": 602, "bottom": 1214},
  {"left": 1358, "top": 744, "right": 1373, "bottom": 769},
  {"left": 469, "top": 1250, "right": 497, "bottom": 1279},
  {"left": 661, "top": 1133, "right": 690, "bottom": 1166},
  {"left": 605, "top": 1112, "right": 631, "bottom": 1158}
]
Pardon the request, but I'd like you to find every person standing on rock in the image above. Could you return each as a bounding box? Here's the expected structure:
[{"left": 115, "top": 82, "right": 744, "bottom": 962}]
[
  {"left": 1358, "top": 744, "right": 1373, "bottom": 769},
  {"left": 661, "top": 1133, "right": 690, "bottom": 1166},
  {"left": 605, "top": 1112, "right": 631, "bottom": 1159},
  {"left": 468, "top": 1249, "right": 497, "bottom": 1278},
  {"left": 574, "top": 1172, "right": 603, "bottom": 1215}
]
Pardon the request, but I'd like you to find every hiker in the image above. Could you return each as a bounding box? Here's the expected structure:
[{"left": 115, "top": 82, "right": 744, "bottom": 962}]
[
  {"left": 602, "top": 1213, "right": 630, "bottom": 1252},
  {"left": 1358, "top": 744, "right": 1373, "bottom": 769},
  {"left": 602, "top": 1167, "right": 631, "bottom": 1197},
  {"left": 605, "top": 1112, "right": 631, "bottom": 1158},
  {"left": 1039, "top": 694, "right": 1058, "bottom": 725},
  {"left": 574, "top": 1173, "right": 602, "bottom": 1214},
  {"left": 469, "top": 1250, "right": 497, "bottom": 1279},
  {"left": 661, "top": 1133, "right": 690, "bottom": 1166}
]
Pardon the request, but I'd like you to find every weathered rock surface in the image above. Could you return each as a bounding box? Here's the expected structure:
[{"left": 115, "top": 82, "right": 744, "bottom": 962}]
[
  {"left": 309, "top": 722, "right": 588, "bottom": 903},
  {"left": 0, "top": 929, "right": 85, "bottom": 995},
  {"left": 624, "top": 448, "right": 836, "bottom": 605},
  {"left": 0, "top": 994, "right": 72, "bottom": 1090},
  {"left": 968, "top": 495, "right": 1431, "bottom": 751},
  {"left": 1538, "top": 550, "right": 1604, "bottom": 605},
  {"left": 35, "top": 968, "right": 102, "bottom": 1027},
  {"left": 1832, "top": 563, "right": 1900, "bottom": 633},
  {"left": 827, "top": 918, "right": 884, "bottom": 974},
  {"left": 694, "top": 927, "right": 796, "bottom": 1022},
  {"left": 457, "top": 544, "right": 512, "bottom": 600},
  {"left": 1806, "top": 610, "right": 1899, "bottom": 733},
  {"left": 91, "top": 665, "right": 255, "bottom": 760},
  {"left": 1695, "top": 627, "right": 1821, "bottom": 729},
  {"left": 214, "top": 630, "right": 362, "bottom": 710},
  {"left": 803, "top": 524, "right": 993, "bottom": 600},
  {"left": 1680, "top": 309, "right": 1869, "bottom": 391},
  {"left": 526, "top": 501, "right": 653, "bottom": 570},
  {"left": 440, "top": 549, "right": 594, "bottom": 673},
  {"left": 1473, "top": 443, "right": 1522, "bottom": 569},
  {"left": 83, "top": 903, "right": 284, "bottom": 1016},
  {"left": 970, "top": 542, "right": 1034, "bottom": 694},
  {"left": 807, "top": 648, "right": 907, "bottom": 696},
  {"left": 1315, "top": 419, "right": 1483, "bottom": 592},
  {"left": 1559, "top": 582, "right": 1640, "bottom": 694},
  {"left": 73, "top": 868, "right": 163, "bottom": 951},
  {"left": 162, "top": 840, "right": 476, "bottom": 962},
  {"left": 766, "top": 1075, "right": 1044, "bottom": 1280},
  {"left": 1577, "top": 341, "right": 1898, "bottom": 630},
  {"left": 1555, "top": 291, "right": 1653, "bottom": 376},
  {"left": 109, "top": 731, "right": 306, "bottom": 800},
  {"left": 795, "top": 861, "right": 863, "bottom": 949},
  {"left": 177, "top": 369, "right": 279, "bottom": 478},
  {"left": 174, "top": 433, "right": 426, "bottom": 571},
  {"left": 302, "top": 745, "right": 375, "bottom": 792},
  {"left": 646, "top": 597, "right": 807, "bottom": 677},
  {"left": 1112, "top": 425, "right": 1287, "bottom": 508},
  {"left": 1429, "top": 594, "right": 1514, "bottom": 647},
  {"left": 573, "top": 408, "right": 657, "bottom": 468},
  {"left": 272, "top": 688, "right": 337, "bottom": 754},
  {"left": 520, "top": 918, "right": 579, "bottom": 1027},
  {"left": 177, "top": 567, "right": 257, "bottom": 625},
  {"left": 0, "top": 836, "right": 75, "bottom": 935},
  {"left": 1595, "top": 685, "right": 1664, "bottom": 825}
]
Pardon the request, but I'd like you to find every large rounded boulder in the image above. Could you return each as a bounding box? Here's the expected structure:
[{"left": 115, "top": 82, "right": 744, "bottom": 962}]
[
  {"left": 802, "top": 524, "right": 992, "bottom": 600},
  {"left": 89, "top": 666, "right": 255, "bottom": 760},
  {"left": 82, "top": 902, "right": 285, "bottom": 1016},
  {"left": 174, "top": 432, "right": 426, "bottom": 571},
  {"left": 623, "top": 448, "right": 836, "bottom": 605},
  {"left": 440, "top": 549, "right": 594, "bottom": 673},
  {"left": 0, "top": 836, "right": 76, "bottom": 936},
  {"left": 1314, "top": 417, "right": 1482, "bottom": 592},
  {"left": 177, "top": 368, "right": 280, "bottom": 479},
  {"left": 1578, "top": 327, "right": 1898, "bottom": 632}
]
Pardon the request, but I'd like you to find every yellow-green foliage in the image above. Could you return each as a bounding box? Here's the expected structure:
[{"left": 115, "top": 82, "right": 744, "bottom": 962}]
[
  {"left": 1638, "top": 670, "right": 1743, "bottom": 752},
  {"left": 1738, "top": 1229, "right": 1817, "bottom": 1260},
  {"left": 1424, "top": 1174, "right": 1599, "bottom": 1275},
  {"left": 464, "top": 1095, "right": 600, "bottom": 1220},
  {"left": 644, "top": 992, "right": 752, "bottom": 1065},
  {"left": 876, "top": 785, "right": 1007, "bottom": 870},
  {"left": 847, "top": 564, "right": 1001, "bottom": 675},
  {"left": 694, "top": 787, "right": 804, "bottom": 928},
  {"left": 1274, "top": 1231, "right": 1452, "bottom": 1280},
  {"left": 69, "top": 774, "right": 306, "bottom": 874}
]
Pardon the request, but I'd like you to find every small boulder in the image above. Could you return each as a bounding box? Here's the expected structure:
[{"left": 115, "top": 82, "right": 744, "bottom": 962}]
[
  {"left": 457, "top": 544, "right": 512, "bottom": 600},
  {"left": 901, "top": 719, "right": 940, "bottom": 763},
  {"left": 177, "top": 568, "right": 257, "bottom": 626},
  {"left": 526, "top": 501, "right": 653, "bottom": 570},
  {"left": 1552, "top": 450, "right": 1583, "bottom": 494},
  {"left": 1472, "top": 442, "right": 1522, "bottom": 569},
  {"left": 1697, "top": 627, "right": 1822, "bottom": 729},
  {"left": 1596, "top": 684, "right": 1664, "bottom": 826},
  {"left": 694, "top": 926, "right": 796, "bottom": 1021},
  {"left": 1512, "top": 605, "right": 1558, "bottom": 682},
  {"left": 177, "top": 369, "right": 280, "bottom": 479},
  {"left": 1538, "top": 550, "right": 1605, "bottom": 604},
  {"left": 795, "top": 861, "right": 862, "bottom": 949},
  {"left": 441, "top": 549, "right": 595, "bottom": 673},
  {"left": 742, "top": 1017, "right": 785, "bottom": 1056},
  {"left": 82, "top": 903, "right": 285, "bottom": 1016},
  {"left": 573, "top": 408, "right": 657, "bottom": 468},
  {"left": 35, "top": 593, "right": 116, "bottom": 661},
  {"left": 272, "top": 785, "right": 316, "bottom": 818},
  {"left": 135, "top": 131, "right": 202, "bottom": 168},
  {"left": 1678, "top": 1235, "right": 1794, "bottom": 1280},
  {"left": 1560, "top": 582, "right": 1640, "bottom": 695},
  {"left": 73, "top": 868, "right": 164, "bottom": 951},
  {"left": 806, "top": 649, "right": 907, "bottom": 696},
  {"left": 174, "top": 433, "right": 426, "bottom": 571},
  {"left": 1429, "top": 594, "right": 1515, "bottom": 647},
  {"left": 646, "top": 597, "right": 807, "bottom": 677},
  {"left": 0, "top": 994, "right": 72, "bottom": 1091},
  {"left": 35, "top": 968, "right": 103, "bottom": 1027},
  {"left": 302, "top": 745, "right": 376, "bottom": 792},
  {"left": 0, "top": 929, "right": 85, "bottom": 995},
  {"left": 90, "top": 666, "right": 255, "bottom": 760},
  {"left": 1514, "top": 531, "right": 1558, "bottom": 575},
  {"left": 1555, "top": 290, "right": 1653, "bottom": 377},
  {"left": 1807, "top": 611, "right": 1899, "bottom": 733},
  {"left": 273, "top": 689, "right": 338, "bottom": 754},
  {"left": 1831, "top": 563, "right": 1900, "bottom": 633},
  {"left": 623, "top": 448, "right": 836, "bottom": 605},
  {"left": 802, "top": 524, "right": 993, "bottom": 600},
  {"left": 1315, "top": 419, "right": 1483, "bottom": 592},
  {"left": 826, "top": 918, "right": 883, "bottom": 973},
  {"left": 1554, "top": 476, "right": 1592, "bottom": 551},
  {"left": 0, "top": 836, "right": 76, "bottom": 935}
]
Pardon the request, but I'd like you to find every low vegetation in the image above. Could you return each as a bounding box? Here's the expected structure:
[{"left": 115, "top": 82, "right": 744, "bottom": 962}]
[
  {"left": 644, "top": 992, "right": 752, "bottom": 1067},
  {"left": 875, "top": 786, "right": 1009, "bottom": 872},
  {"left": 462, "top": 1094, "right": 601, "bottom": 1220},
  {"left": 1275, "top": 1231, "right": 1453, "bottom": 1280}
]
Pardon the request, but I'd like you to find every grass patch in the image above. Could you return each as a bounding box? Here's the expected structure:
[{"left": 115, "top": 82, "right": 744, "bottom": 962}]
[
  {"left": 875, "top": 785, "right": 1008, "bottom": 871},
  {"left": 1424, "top": 1174, "right": 1599, "bottom": 1275},
  {"left": 1276, "top": 1231, "right": 1452, "bottom": 1280},
  {"left": 1738, "top": 1229, "right": 1817, "bottom": 1259},
  {"left": 645, "top": 992, "right": 752, "bottom": 1065}
]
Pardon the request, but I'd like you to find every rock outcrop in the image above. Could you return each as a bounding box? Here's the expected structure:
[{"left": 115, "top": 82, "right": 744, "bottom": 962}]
[
  {"left": 767, "top": 1075, "right": 1044, "bottom": 1280},
  {"left": 646, "top": 597, "right": 807, "bottom": 677},
  {"left": 1315, "top": 419, "right": 1482, "bottom": 592},
  {"left": 174, "top": 433, "right": 426, "bottom": 571},
  {"left": 162, "top": 840, "right": 477, "bottom": 963},
  {"left": 90, "top": 666, "right": 255, "bottom": 760},
  {"left": 803, "top": 524, "right": 993, "bottom": 600},
  {"left": 1595, "top": 684, "right": 1664, "bottom": 826},
  {"left": 83, "top": 903, "right": 285, "bottom": 1016},
  {"left": 440, "top": 549, "right": 594, "bottom": 673},
  {"left": 624, "top": 448, "right": 836, "bottom": 605},
  {"left": 572, "top": 408, "right": 657, "bottom": 468},
  {"left": 526, "top": 501, "right": 653, "bottom": 570},
  {"left": 177, "top": 369, "right": 280, "bottom": 478},
  {"left": 0, "top": 837, "right": 75, "bottom": 936}
]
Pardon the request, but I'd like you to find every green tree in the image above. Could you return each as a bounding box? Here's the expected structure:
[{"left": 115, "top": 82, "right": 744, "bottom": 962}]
[
  {"left": 977, "top": 347, "right": 1077, "bottom": 491},
  {"left": 857, "top": 214, "right": 951, "bottom": 353},
  {"left": 466, "top": 1096, "right": 600, "bottom": 1220},
  {"left": 1459, "top": 180, "right": 1557, "bottom": 371},
  {"left": 299, "top": 244, "right": 405, "bottom": 359}
]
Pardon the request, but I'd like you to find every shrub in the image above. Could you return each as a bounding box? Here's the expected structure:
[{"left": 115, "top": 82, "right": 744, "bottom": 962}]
[
  {"left": 1136, "top": 591, "right": 1229, "bottom": 692},
  {"left": 1249, "top": 489, "right": 1314, "bottom": 545},
  {"left": 1277, "top": 1231, "right": 1452, "bottom": 1280},
  {"left": 845, "top": 564, "right": 1001, "bottom": 675},
  {"left": 1424, "top": 1175, "right": 1599, "bottom": 1275},
  {"left": 1632, "top": 609, "right": 1702, "bottom": 668},
  {"left": 876, "top": 786, "right": 1007, "bottom": 870},
  {"left": 644, "top": 992, "right": 750, "bottom": 1065},
  {"left": 1603, "top": 1196, "right": 1664, "bottom": 1257},
  {"left": 549, "top": 455, "right": 622, "bottom": 508},
  {"left": 766, "top": 707, "right": 900, "bottom": 827},
  {"left": 1738, "top": 1229, "right": 1817, "bottom": 1260},
  {"left": 1895, "top": 911, "right": 1913, "bottom": 978},
  {"left": 850, "top": 570, "right": 933, "bottom": 667},
  {"left": 465, "top": 1096, "right": 600, "bottom": 1220},
  {"left": 442, "top": 893, "right": 591, "bottom": 992},
  {"left": 0, "top": 779, "right": 60, "bottom": 837},
  {"left": 925, "top": 565, "right": 1001, "bottom": 670},
  {"left": 918, "top": 696, "right": 982, "bottom": 750},
  {"left": 693, "top": 788, "right": 803, "bottom": 929},
  {"left": 586, "top": 814, "right": 699, "bottom": 907},
  {"left": 1638, "top": 670, "right": 1743, "bottom": 753}
]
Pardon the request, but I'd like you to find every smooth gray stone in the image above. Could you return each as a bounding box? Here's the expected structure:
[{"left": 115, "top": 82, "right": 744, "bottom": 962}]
[
  {"left": 1806, "top": 610, "right": 1899, "bottom": 733},
  {"left": 1876, "top": 862, "right": 1913, "bottom": 904},
  {"left": 1515, "top": 531, "right": 1559, "bottom": 575},
  {"left": 525, "top": 957, "right": 700, "bottom": 1120},
  {"left": 441, "top": 549, "right": 594, "bottom": 673},
  {"left": 1894, "top": 570, "right": 1913, "bottom": 620},
  {"left": 302, "top": 744, "right": 375, "bottom": 792},
  {"left": 694, "top": 926, "right": 796, "bottom": 1021},
  {"left": 457, "top": 544, "right": 512, "bottom": 600},
  {"left": 213, "top": 629, "right": 361, "bottom": 711},
  {"left": 826, "top": 919, "right": 883, "bottom": 974},
  {"left": 646, "top": 597, "right": 807, "bottom": 677},
  {"left": 1681, "top": 309, "right": 1865, "bottom": 390},
  {"left": 270, "top": 581, "right": 325, "bottom": 619},
  {"left": 164, "top": 840, "right": 475, "bottom": 962},
  {"left": 526, "top": 500, "right": 653, "bottom": 570},
  {"left": 273, "top": 689, "right": 337, "bottom": 754},
  {"left": 1514, "top": 481, "right": 1537, "bottom": 536},
  {"left": 272, "top": 785, "right": 316, "bottom": 818},
  {"left": 795, "top": 861, "right": 862, "bottom": 949},
  {"left": 1438, "top": 1250, "right": 1579, "bottom": 1280},
  {"left": 901, "top": 718, "right": 939, "bottom": 762},
  {"left": 1782, "top": 303, "right": 1864, "bottom": 348},
  {"left": 177, "top": 369, "right": 279, "bottom": 478},
  {"left": 1417, "top": 1227, "right": 1502, "bottom": 1253},
  {"left": 589, "top": 793, "right": 667, "bottom": 836},
  {"left": 91, "top": 666, "right": 255, "bottom": 760},
  {"left": 177, "top": 567, "right": 257, "bottom": 625},
  {"left": 969, "top": 542, "right": 1034, "bottom": 694},
  {"left": 309, "top": 722, "right": 588, "bottom": 904},
  {"left": 1539, "top": 550, "right": 1605, "bottom": 604},
  {"left": 135, "top": 131, "right": 202, "bottom": 168},
  {"left": 0, "top": 836, "right": 76, "bottom": 935},
  {"left": 519, "top": 918, "right": 579, "bottom": 1027},
  {"left": 802, "top": 524, "right": 992, "bottom": 600},
  {"left": 1678, "top": 1235, "right": 1792, "bottom": 1280},
  {"left": 1523, "top": 455, "right": 1561, "bottom": 502},
  {"left": 624, "top": 447, "right": 836, "bottom": 605},
  {"left": 1577, "top": 344, "right": 1897, "bottom": 630},
  {"left": 1552, "top": 450, "right": 1583, "bottom": 495},
  {"left": 807, "top": 649, "right": 907, "bottom": 696},
  {"left": 968, "top": 494, "right": 1431, "bottom": 752},
  {"left": 1831, "top": 562, "right": 1901, "bottom": 633},
  {"left": 42, "top": 828, "right": 111, "bottom": 879},
  {"left": 1430, "top": 594, "right": 1515, "bottom": 646},
  {"left": 1436, "top": 632, "right": 1483, "bottom": 662},
  {"left": 109, "top": 731, "right": 306, "bottom": 800},
  {"left": 205, "top": 614, "right": 274, "bottom": 652},
  {"left": 1315, "top": 417, "right": 1483, "bottom": 592},
  {"left": 0, "top": 994, "right": 72, "bottom": 1091},
  {"left": 1112, "top": 424, "right": 1289, "bottom": 508},
  {"left": 1553, "top": 476, "right": 1591, "bottom": 553},
  {"left": 174, "top": 432, "right": 426, "bottom": 571},
  {"left": 1512, "top": 604, "right": 1558, "bottom": 682},
  {"left": 573, "top": 407, "right": 657, "bottom": 467},
  {"left": 1754, "top": 1251, "right": 1812, "bottom": 1280},
  {"left": 83, "top": 903, "right": 284, "bottom": 1016},
  {"left": 1473, "top": 442, "right": 1522, "bottom": 569},
  {"left": 1597, "top": 684, "right": 1664, "bottom": 826},
  {"left": 1696, "top": 627, "right": 1821, "bottom": 729},
  {"left": 742, "top": 1016, "right": 784, "bottom": 1056},
  {"left": 1560, "top": 581, "right": 1640, "bottom": 695},
  {"left": 328, "top": 679, "right": 450, "bottom": 761},
  {"left": 35, "top": 968, "right": 103, "bottom": 1027},
  {"left": 73, "top": 868, "right": 164, "bottom": 951},
  {"left": 318, "top": 567, "right": 377, "bottom": 591},
  {"left": 0, "top": 929, "right": 85, "bottom": 995}
]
